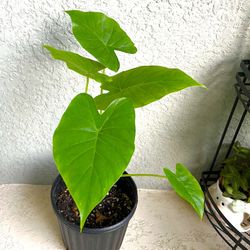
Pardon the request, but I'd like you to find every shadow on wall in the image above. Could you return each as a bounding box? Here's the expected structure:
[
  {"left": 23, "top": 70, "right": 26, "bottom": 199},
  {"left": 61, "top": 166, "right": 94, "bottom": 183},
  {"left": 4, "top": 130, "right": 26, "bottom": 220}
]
[
  {"left": 183, "top": 17, "right": 250, "bottom": 178},
  {"left": 165, "top": 60, "right": 250, "bottom": 181},
  {"left": 172, "top": 11, "right": 250, "bottom": 179},
  {"left": 6, "top": 152, "right": 58, "bottom": 185},
  {"left": 174, "top": 59, "right": 244, "bottom": 178},
  {"left": 24, "top": 153, "right": 58, "bottom": 185},
  {"left": 139, "top": 31, "right": 250, "bottom": 187}
]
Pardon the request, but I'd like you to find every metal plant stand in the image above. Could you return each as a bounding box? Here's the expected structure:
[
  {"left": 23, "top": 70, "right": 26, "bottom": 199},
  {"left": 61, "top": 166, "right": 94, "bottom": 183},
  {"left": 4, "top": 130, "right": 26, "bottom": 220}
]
[{"left": 200, "top": 60, "right": 250, "bottom": 249}]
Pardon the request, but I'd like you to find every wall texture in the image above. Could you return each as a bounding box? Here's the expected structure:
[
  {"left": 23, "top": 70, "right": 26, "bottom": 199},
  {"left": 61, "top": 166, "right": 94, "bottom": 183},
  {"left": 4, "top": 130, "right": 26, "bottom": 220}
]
[{"left": 0, "top": 0, "right": 250, "bottom": 188}]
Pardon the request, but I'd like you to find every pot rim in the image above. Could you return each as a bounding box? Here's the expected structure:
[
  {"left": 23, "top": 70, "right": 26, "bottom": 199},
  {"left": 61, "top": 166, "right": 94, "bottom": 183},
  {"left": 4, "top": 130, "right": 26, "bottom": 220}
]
[{"left": 51, "top": 173, "right": 138, "bottom": 234}]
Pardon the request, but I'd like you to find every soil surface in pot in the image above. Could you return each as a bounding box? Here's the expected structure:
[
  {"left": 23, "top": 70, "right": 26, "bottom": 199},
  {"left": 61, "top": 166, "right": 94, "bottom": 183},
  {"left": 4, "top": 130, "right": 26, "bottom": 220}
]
[{"left": 56, "top": 184, "right": 133, "bottom": 228}]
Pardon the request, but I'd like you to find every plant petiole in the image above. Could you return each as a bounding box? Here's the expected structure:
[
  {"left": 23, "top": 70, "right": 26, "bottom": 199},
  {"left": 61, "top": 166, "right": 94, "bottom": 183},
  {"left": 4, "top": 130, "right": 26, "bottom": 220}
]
[
  {"left": 85, "top": 77, "right": 90, "bottom": 93},
  {"left": 99, "top": 69, "right": 105, "bottom": 114},
  {"left": 122, "top": 173, "right": 167, "bottom": 179}
]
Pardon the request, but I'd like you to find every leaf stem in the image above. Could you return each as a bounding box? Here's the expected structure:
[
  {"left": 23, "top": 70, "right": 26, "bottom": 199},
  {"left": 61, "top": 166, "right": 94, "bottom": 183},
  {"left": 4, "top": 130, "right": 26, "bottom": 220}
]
[
  {"left": 85, "top": 77, "right": 90, "bottom": 93},
  {"left": 101, "top": 69, "right": 105, "bottom": 95},
  {"left": 99, "top": 69, "right": 106, "bottom": 114},
  {"left": 122, "top": 173, "right": 167, "bottom": 179}
]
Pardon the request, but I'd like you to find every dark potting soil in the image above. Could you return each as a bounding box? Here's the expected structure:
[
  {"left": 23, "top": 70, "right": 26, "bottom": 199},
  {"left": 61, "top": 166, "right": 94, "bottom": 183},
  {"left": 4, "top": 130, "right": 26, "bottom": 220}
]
[{"left": 56, "top": 184, "right": 133, "bottom": 228}]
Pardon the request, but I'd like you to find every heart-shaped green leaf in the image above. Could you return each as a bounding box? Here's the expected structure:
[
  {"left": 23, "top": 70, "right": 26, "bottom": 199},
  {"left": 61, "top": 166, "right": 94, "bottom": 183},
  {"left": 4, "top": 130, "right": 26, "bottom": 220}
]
[
  {"left": 44, "top": 45, "right": 110, "bottom": 83},
  {"left": 66, "top": 10, "right": 137, "bottom": 72},
  {"left": 95, "top": 66, "right": 205, "bottom": 109},
  {"left": 164, "top": 163, "right": 204, "bottom": 219},
  {"left": 53, "top": 93, "right": 135, "bottom": 230}
]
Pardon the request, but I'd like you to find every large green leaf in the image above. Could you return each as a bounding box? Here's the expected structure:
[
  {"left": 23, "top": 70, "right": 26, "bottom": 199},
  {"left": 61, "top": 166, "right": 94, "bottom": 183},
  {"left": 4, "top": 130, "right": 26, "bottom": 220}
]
[
  {"left": 53, "top": 93, "right": 135, "bottom": 230},
  {"left": 66, "top": 10, "right": 137, "bottom": 72},
  {"left": 95, "top": 66, "right": 205, "bottom": 110},
  {"left": 164, "top": 164, "right": 204, "bottom": 219},
  {"left": 44, "top": 45, "right": 110, "bottom": 83}
]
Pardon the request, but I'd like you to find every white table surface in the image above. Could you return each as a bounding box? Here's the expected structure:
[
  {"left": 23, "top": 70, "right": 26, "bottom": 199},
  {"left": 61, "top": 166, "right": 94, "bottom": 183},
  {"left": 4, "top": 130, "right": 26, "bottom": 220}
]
[{"left": 0, "top": 185, "right": 229, "bottom": 250}]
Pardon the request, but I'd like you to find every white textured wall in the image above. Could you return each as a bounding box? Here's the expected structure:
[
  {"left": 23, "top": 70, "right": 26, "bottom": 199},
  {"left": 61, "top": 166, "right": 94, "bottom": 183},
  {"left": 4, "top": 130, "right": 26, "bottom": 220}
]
[{"left": 0, "top": 0, "right": 250, "bottom": 188}]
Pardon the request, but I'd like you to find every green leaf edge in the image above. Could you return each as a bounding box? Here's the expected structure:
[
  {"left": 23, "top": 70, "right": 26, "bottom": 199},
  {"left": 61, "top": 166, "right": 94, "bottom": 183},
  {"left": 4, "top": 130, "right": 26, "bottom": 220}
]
[
  {"left": 95, "top": 66, "right": 206, "bottom": 110},
  {"left": 65, "top": 10, "right": 137, "bottom": 72},
  {"left": 43, "top": 45, "right": 111, "bottom": 83},
  {"left": 163, "top": 163, "right": 204, "bottom": 219}
]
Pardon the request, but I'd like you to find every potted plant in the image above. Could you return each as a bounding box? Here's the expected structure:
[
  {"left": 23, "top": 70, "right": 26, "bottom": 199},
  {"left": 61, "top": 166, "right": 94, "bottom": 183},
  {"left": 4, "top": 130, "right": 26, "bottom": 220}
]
[
  {"left": 208, "top": 142, "right": 250, "bottom": 232},
  {"left": 44, "top": 10, "right": 205, "bottom": 250}
]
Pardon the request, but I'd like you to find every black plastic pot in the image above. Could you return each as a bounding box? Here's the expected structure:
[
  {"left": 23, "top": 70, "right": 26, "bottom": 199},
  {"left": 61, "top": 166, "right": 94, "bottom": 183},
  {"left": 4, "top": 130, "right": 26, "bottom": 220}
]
[{"left": 51, "top": 174, "right": 138, "bottom": 250}]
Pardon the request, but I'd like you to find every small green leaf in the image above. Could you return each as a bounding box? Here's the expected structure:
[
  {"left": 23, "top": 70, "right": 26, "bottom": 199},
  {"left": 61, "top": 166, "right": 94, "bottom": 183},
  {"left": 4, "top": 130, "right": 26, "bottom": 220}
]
[
  {"left": 232, "top": 179, "right": 240, "bottom": 193},
  {"left": 53, "top": 93, "right": 135, "bottom": 230},
  {"left": 66, "top": 10, "right": 137, "bottom": 72},
  {"left": 164, "top": 163, "right": 204, "bottom": 219},
  {"left": 44, "top": 45, "right": 109, "bottom": 83},
  {"left": 95, "top": 66, "right": 205, "bottom": 110},
  {"left": 223, "top": 191, "right": 233, "bottom": 198},
  {"left": 220, "top": 168, "right": 234, "bottom": 178},
  {"left": 225, "top": 185, "right": 233, "bottom": 194},
  {"left": 240, "top": 177, "right": 248, "bottom": 191},
  {"left": 232, "top": 191, "right": 247, "bottom": 200}
]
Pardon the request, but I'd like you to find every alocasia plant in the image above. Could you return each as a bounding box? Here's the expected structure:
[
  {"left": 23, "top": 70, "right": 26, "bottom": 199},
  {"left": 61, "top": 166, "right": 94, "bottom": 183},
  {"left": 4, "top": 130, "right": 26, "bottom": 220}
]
[{"left": 44, "top": 10, "right": 205, "bottom": 231}]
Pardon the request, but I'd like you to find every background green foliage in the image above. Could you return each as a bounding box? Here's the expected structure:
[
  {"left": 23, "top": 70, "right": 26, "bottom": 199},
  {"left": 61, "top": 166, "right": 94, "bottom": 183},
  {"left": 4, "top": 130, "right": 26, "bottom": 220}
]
[{"left": 220, "top": 142, "right": 250, "bottom": 202}]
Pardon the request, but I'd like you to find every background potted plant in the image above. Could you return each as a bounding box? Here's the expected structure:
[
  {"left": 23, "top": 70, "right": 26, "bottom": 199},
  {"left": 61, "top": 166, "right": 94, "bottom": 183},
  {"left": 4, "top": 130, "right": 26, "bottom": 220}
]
[
  {"left": 45, "top": 10, "right": 205, "bottom": 250},
  {"left": 209, "top": 142, "right": 250, "bottom": 232}
]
